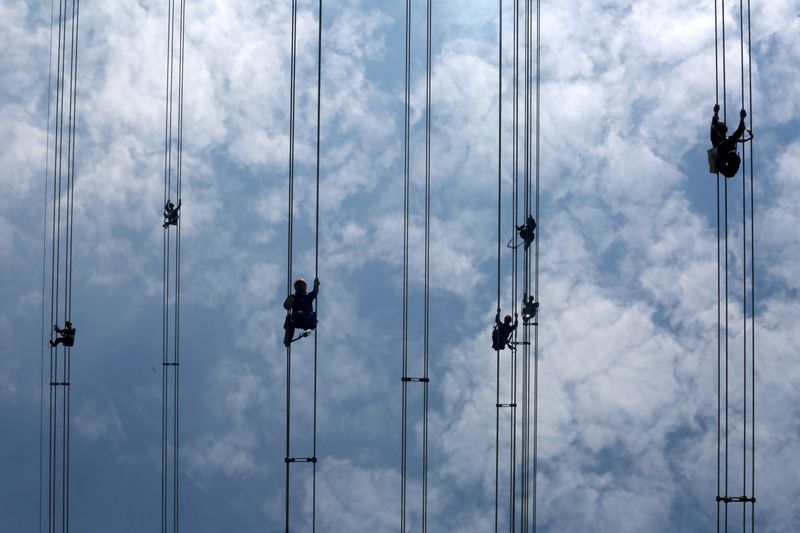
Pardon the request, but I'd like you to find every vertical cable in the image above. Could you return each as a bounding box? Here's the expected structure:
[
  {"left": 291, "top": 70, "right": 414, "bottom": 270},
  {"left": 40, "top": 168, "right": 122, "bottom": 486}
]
[
  {"left": 721, "top": 0, "right": 727, "bottom": 122},
  {"left": 161, "top": 0, "right": 175, "bottom": 528},
  {"left": 510, "top": 0, "right": 519, "bottom": 528},
  {"left": 174, "top": 1, "right": 186, "bottom": 530},
  {"left": 531, "top": 0, "right": 540, "bottom": 529},
  {"left": 422, "top": 1, "right": 432, "bottom": 531},
  {"left": 721, "top": 3, "right": 729, "bottom": 530},
  {"left": 312, "top": 1, "right": 323, "bottom": 531},
  {"left": 285, "top": 1, "right": 298, "bottom": 530},
  {"left": 494, "top": 1, "right": 502, "bottom": 531},
  {"left": 713, "top": 0, "right": 721, "bottom": 528},
  {"left": 39, "top": 1, "right": 57, "bottom": 529},
  {"left": 400, "top": 0, "right": 411, "bottom": 529},
  {"left": 746, "top": 2, "right": 755, "bottom": 529},
  {"left": 160, "top": 0, "right": 185, "bottom": 528},
  {"left": 737, "top": 3, "right": 747, "bottom": 530}
]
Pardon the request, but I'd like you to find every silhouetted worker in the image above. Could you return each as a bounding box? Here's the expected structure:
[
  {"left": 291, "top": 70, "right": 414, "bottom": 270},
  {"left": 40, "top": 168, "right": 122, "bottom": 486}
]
[
  {"left": 49, "top": 321, "right": 76, "bottom": 347},
  {"left": 710, "top": 105, "right": 750, "bottom": 178},
  {"left": 283, "top": 277, "right": 320, "bottom": 347},
  {"left": 163, "top": 199, "right": 182, "bottom": 228},
  {"left": 516, "top": 215, "right": 536, "bottom": 250},
  {"left": 492, "top": 310, "right": 518, "bottom": 351},
  {"left": 521, "top": 293, "right": 539, "bottom": 325}
]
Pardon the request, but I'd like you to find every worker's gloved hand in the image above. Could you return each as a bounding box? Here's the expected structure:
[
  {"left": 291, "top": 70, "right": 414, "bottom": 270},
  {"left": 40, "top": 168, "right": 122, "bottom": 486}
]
[
  {"left": 714, "top": 103, "right": 720, "bottom": 113},
  {"left": 740, "top": 109, "right": 747, "bottom": 119},
  {"left": 314, "top": 277, "right": 320, "bottom": 287}
]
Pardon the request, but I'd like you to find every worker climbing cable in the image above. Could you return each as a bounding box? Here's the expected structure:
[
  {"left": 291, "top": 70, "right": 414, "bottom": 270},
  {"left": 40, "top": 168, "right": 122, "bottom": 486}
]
[
  {"left": 508, "top": 214, "right": 536, "bottom": 250},
  {"left": 282, "top": 277, "right": 320, "bottom": 347},
  {"left": 521, "top": 293, "right": 538, "bottom": 326},
  {"left": 162, "top": 199, "right": 181, "bottom": 228},
  {"left": 492, "top": 310, "right": 518, "bottom": 352},
  {"left": 709, "top": 105, "right": 752, "bottom": 178},
  {"left": 49, "top": 321, "right": 76, "bottom": 347}
]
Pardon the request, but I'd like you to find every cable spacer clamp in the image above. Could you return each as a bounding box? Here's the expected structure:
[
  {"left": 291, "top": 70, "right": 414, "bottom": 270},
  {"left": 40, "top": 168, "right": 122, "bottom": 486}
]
[
  {"left": 401, "top": 377, "right": 430, "bottom": 383},
  {"left": 162, "top": 362, "right": 180, "bottom": 367},
  {"left": 49, "top": 382, "right": 70, "bottom": 386},
  {"left": 496, "top": 403, "right": 517, "bottom": 408},
  {"left": 285, "top": 457, "right": 318, "bottom": 464},
  {"left": 716, "top": 495, "right": 756, "bottom": 503}
]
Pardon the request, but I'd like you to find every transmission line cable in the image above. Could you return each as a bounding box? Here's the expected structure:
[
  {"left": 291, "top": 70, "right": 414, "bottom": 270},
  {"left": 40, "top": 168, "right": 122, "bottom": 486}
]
[
  {"left": 160, "top": 0, "right": 186, "bottom": 530},
  {"left": 283, "top": 1, "right": 323, "bottom": 530},
  {"left": 712, "top": 0, "right": 756, "bottom": 529},
  {"left": 44, "top": 1, "right": 81, "bottom": 531},
  {"left": 39, "top": 0, "right": 57, "bottom": 529},
  {"left": 400, "top": 1, "right": 433, "bottom": 530},
  {"left": 494, "top": 1, "right": 503, "bottom": 531}
]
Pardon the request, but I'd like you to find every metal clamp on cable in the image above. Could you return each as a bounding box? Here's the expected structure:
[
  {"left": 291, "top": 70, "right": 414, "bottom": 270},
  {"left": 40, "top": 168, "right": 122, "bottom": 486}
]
[
  {"left": 401, "top": 377, "right": 430, "bottom": 383},
  {"left": 716, "top": 495, "right": 756, "bottom": 503}
]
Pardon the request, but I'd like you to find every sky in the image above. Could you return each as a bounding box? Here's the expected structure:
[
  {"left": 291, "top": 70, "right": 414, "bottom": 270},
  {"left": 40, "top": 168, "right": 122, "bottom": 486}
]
[{"left": 1, "top": 0, "right": 799, "bottom": 531}]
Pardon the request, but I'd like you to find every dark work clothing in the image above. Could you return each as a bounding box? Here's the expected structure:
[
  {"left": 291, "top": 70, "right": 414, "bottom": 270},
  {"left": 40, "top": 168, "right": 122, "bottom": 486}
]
[
  {"left": 492, "top": 314, "right": 517, "bottom": 351},
  {"left": 522, "top": 298, "right": 539, "bottom": 324},
  {"left": 711, "top": 113, "right": 747, "bottom": 178},
  {"left": 163, "top": 200, "right": 181, "bottom": 227},
  {"left": 283, "top": 283, "right": 319, "bottom": 346},
  {"left": 517, "top": 216, "right": 537, "bottom": 250},
  {"left": 50, "top": 326, "right": 76, "bottom": 347}
]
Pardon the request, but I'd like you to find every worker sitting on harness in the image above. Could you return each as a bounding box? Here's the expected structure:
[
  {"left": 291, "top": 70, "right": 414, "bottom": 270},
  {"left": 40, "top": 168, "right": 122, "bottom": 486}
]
[
  {"left": 515, "top": 215, "right": 537, "bottom": 251},
  {"left": 163, "top": 199, "right": 182, "bottom": 228},
  {"left": 492, "top": 310, "right": 518, "bottom": 351},
  {"left": 710, "top": 105, "right": 750, "bottom": 178},
  {"left": 49, "top": 320, "right": 76, "bottom": 347},
  {"left": 283, "top": 277, "right": 320, "bottom": 347},
  {"left": 521, "top": 293, "right": 539, "bottom": 325}
]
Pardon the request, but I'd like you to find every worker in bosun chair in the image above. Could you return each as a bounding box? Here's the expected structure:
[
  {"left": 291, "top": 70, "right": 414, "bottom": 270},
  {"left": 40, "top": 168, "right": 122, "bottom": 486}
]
[
  {"left": 492, "top": 309, "right": 518, "bottom": 352},
  {"left": 283, "top": 277, "right": 320, "bottom": 347},
  {"left": 49, "top": 320, "right": 76, "bottom": 347},
  {"left": 710, "top": 105, "right": 750, "bottom": 178}
]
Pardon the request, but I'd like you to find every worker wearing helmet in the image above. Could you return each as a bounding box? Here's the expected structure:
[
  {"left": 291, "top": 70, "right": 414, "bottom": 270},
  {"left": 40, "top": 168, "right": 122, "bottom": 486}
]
[
  {"left": 49, "top": 320, "right": 76, "bottom": 347},
  {"left": 710, "top": 105, "right": 750, "bottom": 178},
  {"left": 283, "top": 277, "right": 320, "bottom": 347},
  {"left": 492, "top": 310, "right": 518, "bottom": 351},
  {"left": 515, "top": 215, "right": 536, "bottom": 251},
  {"left": 163, "top": 199, "right": 182, "bottom": 228},
  {"left": 521, "top": 293, "right": 539, "bottom": 326}
]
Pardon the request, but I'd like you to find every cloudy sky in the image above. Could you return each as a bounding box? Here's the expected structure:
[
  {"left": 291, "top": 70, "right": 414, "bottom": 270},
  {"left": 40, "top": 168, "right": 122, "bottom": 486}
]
[{"left": 1, "top": 0, "right": 799, "bottom": 531}]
